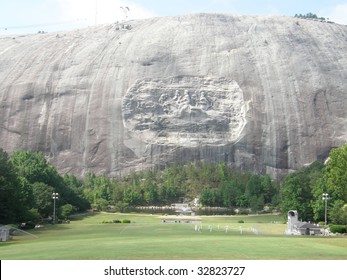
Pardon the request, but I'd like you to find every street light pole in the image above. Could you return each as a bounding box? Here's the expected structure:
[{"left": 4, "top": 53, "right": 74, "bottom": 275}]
[
  {"left": 322, "top": 193, "right": 329, "bottom": 226},
  {"left": 52, "top": 192, "right": 59, "bottom": 224}
]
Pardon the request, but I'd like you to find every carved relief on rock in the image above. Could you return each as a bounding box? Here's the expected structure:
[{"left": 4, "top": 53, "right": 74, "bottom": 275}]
[{"left": 122, "top": 76, "right": 248, "bottom": 146}]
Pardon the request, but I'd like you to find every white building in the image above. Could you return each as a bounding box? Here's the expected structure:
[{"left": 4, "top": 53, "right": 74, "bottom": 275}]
[
  {"left": 285, "top": 210, "right": 322, "bottom": 235},
  {"left": 0, "top": 226, "right": 11, "bottom": 241},
  {"left": 171, "top": 203, "right": 194, "bottom": 215}
]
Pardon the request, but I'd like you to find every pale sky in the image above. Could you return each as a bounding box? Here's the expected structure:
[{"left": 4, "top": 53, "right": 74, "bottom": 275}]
[{"left": 1, "top": 0, "right": 347, "bottom": 35}]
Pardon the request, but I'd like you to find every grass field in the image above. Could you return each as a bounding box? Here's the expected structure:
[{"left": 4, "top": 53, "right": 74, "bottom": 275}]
[{"left": 1, "top": 213, "right": 346, "bottom": 260}]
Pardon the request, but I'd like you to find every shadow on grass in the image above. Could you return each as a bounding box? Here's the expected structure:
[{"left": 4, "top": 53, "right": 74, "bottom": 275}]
[
  {"left": 31, "top": 224, "right": 72, "bottom": 233},
  {"left": 0, "top": 240, "right": 17, "bottom": 247},
  {"left": 69, "top": 211, "right": 96, "bottom": 221}
]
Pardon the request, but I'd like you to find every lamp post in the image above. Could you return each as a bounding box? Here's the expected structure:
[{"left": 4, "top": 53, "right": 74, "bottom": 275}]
[
  {"left": 52, "top": 192, "right": 59, "bottom": 224},
  {"left": 322, "top": 193, "right": 329, "bottom": 226}
]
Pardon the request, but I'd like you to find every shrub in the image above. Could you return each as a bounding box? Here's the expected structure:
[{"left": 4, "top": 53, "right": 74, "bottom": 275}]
[
  {"left": 329, "top": 225, "right": 347, "bottom": 234},
  {"left": 18, "top": 221, "right": 36, "bottom": 230},
  {"left": 238, "top": 220, "right": 244, "bottom": 223},
  {"left": 114, "top": 202, "right": 129, "bottom": 213},
  {"left": 238, "top": 209, "right": 250, "bottom": 215},
  {"left": 122, "top": 219, "right": 131, "bottom": 223},
  {"left": 60, "top": 204, "right": 75, "bottom": 219},
  {"left": 103, "top": 220, "right": 124, "bottom": 224}
]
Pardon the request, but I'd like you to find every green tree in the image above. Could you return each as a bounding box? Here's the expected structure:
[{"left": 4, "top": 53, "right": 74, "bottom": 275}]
[
  {"left": 110, "top": 180, "right": 125, "bottom": 205},
  {"left": 32, "top": 182, "right": 54, "bottom": 217},
  {"left": 11, "top": 150, "right": 52, "bottom": 184},
  {"left": 60, "top": 204, "right": 75, "bottom": 219},
  {"left": 123, "top": 188, "right": 143, "bottom": 206},
  {"left": 0, "top": 148, "right": 23, "bottom": 223},
  {"left": 11, "top": 150, "right": 89, "bottom": 216},
  {"left": 199, "top": 188, "right": 221, "bottom": 207},
  {"left": 249, "top": 195, "right": 265, "bottom": 212},
  {"left": 280, "top": 172, "right": 313, "bottom": 221},
  {"left": 329, "top": 200, "right": 347, "bottom": 225},
  {"left": 325, "top": 144, "right": 347, "bottom": 202},
  {"left": 281, "top": 161, "right": 325, "bottom": 222},
  {"left": 11, "top": 150, "right": 65, "bottom": 204},
  {"left": 63, "top": 174, "right": 90, "bottom": 211},
  {"left": 84, "top": 173, "right": 112, "bottom": 204},
  {"left": 143, "top": 183, "right": 158, "bottom": 205},
  {"left": 17, "top": 176, "right": 35, "bottom": 211},
  {"left": 26, "top": 208, "right": 41, "bottom": 223},
  {"left": 245, "top": 175, "right": 263, "bottom": 207},
  {"left": 158, "top": 184, "right": 180, "bottom": 204},
  {"left": 261, "top": 175, "right": 277, "bottom": 204},
  {"left": 311, "top": 178, "right": 326, "bottom": 221},
  {"left": 93, "top": 198, "right": 109, "bottom": 211},
  {"left": 220, "top": 180, "right": 244, "bottom": 208}
]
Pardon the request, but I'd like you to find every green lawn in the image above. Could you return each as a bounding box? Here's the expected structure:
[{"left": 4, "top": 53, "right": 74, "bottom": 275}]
[{"left": 1, "top": 213, "right": 346, "bottom": 260}]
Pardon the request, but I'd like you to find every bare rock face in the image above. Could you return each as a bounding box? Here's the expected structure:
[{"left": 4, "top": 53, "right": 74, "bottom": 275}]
[{"left": 0, "top": 14, "right": 347, "bottom": 178}]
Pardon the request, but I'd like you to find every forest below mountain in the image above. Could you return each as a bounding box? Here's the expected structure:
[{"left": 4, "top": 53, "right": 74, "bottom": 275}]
[{"left": 1, "top": 144, "right": 346, "bottom": 226}]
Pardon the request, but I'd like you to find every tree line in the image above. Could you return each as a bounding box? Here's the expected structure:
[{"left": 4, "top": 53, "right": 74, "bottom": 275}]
[
  {"left": 294, "top": 13, "right": 327, "bottom": 21},
  {"left": 0, "top": 149, "right": 89, "bottom": 225},
  {"left": 82, "top": 161, "right": 280, "bottom": 213},
  {"left": 280, "top": 145, "right": 347, "bottom": 225},
  {"left": 1, "top": 144, "right": 347, "bottom": 226}
]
